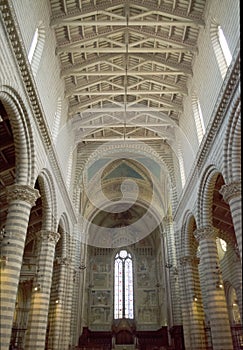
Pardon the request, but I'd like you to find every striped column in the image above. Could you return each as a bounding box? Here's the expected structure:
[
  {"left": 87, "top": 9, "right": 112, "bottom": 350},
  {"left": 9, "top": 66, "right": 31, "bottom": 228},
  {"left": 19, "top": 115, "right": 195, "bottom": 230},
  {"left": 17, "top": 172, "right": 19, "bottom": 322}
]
[
  {"left": 219, "top": 182, "right": 242, "bottom": 262},
  {"left": 50, "top": 256, "right": 72, "bottom": 350},
  {"left": 70, "top": 225, "right": 83, "bottom": 346},
  {"left": 163, "top": 216, "right": 182, "bottom": 325},
  {"left": 0, "top": 184, "right": 39, "bottom": 350},
  {"left": 179, "top": 256, "right": 207, "bottom": 350},
  {"left": 24, "top": 230, "right": 60, "bottom": 350},
  {"left": 194, "top": 227, "right": 233, "bottom": 350},
  {"left": 60, "top": 233, "right": 74, "bottom": 348}
]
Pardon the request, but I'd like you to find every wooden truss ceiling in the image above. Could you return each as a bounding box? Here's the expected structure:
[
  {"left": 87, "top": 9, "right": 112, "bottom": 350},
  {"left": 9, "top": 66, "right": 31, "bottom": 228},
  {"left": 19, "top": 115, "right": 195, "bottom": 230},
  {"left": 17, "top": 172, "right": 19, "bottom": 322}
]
[{"left": 50, "top": 0, "right": 206, "bottom": 143}]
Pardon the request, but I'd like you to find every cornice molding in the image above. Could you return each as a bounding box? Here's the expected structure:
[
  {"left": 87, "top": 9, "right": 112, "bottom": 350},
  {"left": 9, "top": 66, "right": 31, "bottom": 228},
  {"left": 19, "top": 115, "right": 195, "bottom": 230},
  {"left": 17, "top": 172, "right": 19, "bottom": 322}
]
[{"left": 0, "top": 1, "right": 77, "bottom": 224}]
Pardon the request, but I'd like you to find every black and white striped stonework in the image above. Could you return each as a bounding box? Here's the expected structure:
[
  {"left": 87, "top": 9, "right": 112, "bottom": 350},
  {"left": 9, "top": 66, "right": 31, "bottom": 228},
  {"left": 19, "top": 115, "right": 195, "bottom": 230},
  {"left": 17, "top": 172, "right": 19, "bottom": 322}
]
[
  {"left": 194, "top": 227, "right": 234, "bottom": 350},
  {"left": 220, "top": 182, "right": 242, "bottom": 261},
  {"left": 24, "top": 230, "right": 59, "bottom": 350},
  {"left": 0, "top": 185, "right": 39, "bottom": 350},
  {"left": 179, "top": 256, "right": 207, "bottom": 350}
]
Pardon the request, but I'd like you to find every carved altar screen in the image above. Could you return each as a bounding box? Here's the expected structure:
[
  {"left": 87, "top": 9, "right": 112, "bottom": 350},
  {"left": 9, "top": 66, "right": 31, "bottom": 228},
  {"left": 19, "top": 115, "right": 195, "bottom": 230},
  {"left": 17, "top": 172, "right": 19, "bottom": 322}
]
[{"left": 114, "top": 250, "right": 134, "bottom": 319}]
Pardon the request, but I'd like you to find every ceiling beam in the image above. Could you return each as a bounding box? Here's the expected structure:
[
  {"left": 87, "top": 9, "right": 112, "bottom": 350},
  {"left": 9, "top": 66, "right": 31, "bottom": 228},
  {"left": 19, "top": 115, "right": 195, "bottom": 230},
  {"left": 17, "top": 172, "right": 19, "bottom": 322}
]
[
  {"left": 53, "top": 19, "right": 201, "bottom": 28},
  {"left": 60, "top": 53, "right": 192, "bottom": 77},
  {"left": 0, "top": 138, "right": 14, "bottom": 151},
  {"left": 71, "top": 89, "right": 186, "bottom": 96},
  {"left": 131, "top": 53, "right": 192, "bottom": 73},
  {"left": 66, "top": 74, "right": 187, "bottom": 96},
  {"left": 64, "top": 70, "right": 189, "bottom": 77},
  {"left": 61, "top": 54, "right": 119, "bottom": 77},
  {"left": 78, "top": 123, "right": 172, "bottom": 128},
  {"left": 56, "top": 26, "right": 195, "bottom": 54},
  {"left": 50, "top": 0, "right": 204, "bottom": 27},
  {"left": 78, "top": 136, "right": 165, "bottom": 141},
  {"left": 69, "top": 103, "right": 180, "bottom": 115},
  {"left": 0, "top": 162, "right": 15, "bottom": 174},
  {"left": 59, "top": 46, "right": 196, "bottom": 54}
]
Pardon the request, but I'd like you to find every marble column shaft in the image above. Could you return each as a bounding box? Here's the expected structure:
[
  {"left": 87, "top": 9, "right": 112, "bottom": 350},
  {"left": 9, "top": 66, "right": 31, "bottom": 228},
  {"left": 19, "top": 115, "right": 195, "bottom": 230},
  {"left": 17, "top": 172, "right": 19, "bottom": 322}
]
[
  {"left": 0, "top": 184, "right": 39, "bottom": 350},
  {"left": 24, "top": 230, "right": 60, "bottom": 350},
  {"left": 179, "top": 256, "right": 206, "bottom": 350},
  {"left": 194, "top": 227, "right": 233, "bottom": 350}
]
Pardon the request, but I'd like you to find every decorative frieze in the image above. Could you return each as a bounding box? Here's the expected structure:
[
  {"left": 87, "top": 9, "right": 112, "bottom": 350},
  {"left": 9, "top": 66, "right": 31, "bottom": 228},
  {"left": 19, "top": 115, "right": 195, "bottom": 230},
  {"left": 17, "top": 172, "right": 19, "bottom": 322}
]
[
  {"left": 6, "top": 184, "right": 39, "bottom": 206},
  {"left": 219, "top": 182, "right": 241, "bottom": 203}
]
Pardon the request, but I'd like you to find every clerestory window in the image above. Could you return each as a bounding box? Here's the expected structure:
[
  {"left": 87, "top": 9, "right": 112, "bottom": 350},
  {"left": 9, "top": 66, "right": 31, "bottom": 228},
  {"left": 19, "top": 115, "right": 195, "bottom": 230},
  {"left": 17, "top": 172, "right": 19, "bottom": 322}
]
[
  {"left": 211, "top": 21, "right": 232, "bottom": 78},
  {"left": 192, "top": 95, "right": 205, "bottom": 144},
  {"left": 28, "top": 25, "right": 45, "bottom": 76},
  {"left": 114, "top": 250, "right": 134, "bottom": 319}
]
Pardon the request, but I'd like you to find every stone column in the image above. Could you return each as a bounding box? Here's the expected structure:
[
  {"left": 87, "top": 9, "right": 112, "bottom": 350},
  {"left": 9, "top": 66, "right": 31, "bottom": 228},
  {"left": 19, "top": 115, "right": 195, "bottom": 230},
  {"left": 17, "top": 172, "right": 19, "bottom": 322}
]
[
  {"left": 163, "top": 216, "right": 182, "bottom": 325},
  {"left": 0, "top": 184, "right": 39, "bottom": 350},
  {"left": 179, "top": 256, "right": 206, "bottom": 350},
  {"left": 70, "top": 224, "right": 82, "bottom": 346},
  {"left": 194, "top": 227, "right": 233, "bottom": 350},
  {"left": 25, "top": 230, "right": 60, "bottom": 350},
  {"left": 50, "top": 256, "right": 72, "bottom": 350},
  {"left": 60, "top": 233, "right": 74, "bottom": 349},
  {"left": 219, "top": 182, "right": 242, "bottom": 262}
]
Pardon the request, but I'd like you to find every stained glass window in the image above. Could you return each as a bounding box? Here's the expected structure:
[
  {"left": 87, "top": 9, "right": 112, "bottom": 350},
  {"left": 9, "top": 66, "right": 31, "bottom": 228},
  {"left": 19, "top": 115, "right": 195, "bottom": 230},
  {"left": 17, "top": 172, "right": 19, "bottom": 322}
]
[{"left": 114, "top": 250, "right": 134, "bottom": 319}]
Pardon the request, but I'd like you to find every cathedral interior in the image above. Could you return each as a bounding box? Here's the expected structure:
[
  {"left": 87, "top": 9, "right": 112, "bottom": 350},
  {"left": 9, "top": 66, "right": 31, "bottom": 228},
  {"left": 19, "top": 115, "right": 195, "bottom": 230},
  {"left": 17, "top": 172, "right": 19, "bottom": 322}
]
[{"left": 0, "top": 0, "right": 241, "bottom": 349}]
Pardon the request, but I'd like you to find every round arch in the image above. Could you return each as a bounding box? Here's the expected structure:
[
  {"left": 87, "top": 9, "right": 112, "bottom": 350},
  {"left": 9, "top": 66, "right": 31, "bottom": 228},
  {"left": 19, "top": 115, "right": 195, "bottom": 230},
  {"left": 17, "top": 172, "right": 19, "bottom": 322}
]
[
  {"left": 197, "top": 165, "right": 221, "bottom": 227},
  {"left": 0, "top": 86, "right": 36, "bottom": 186},
  {"left": 36, "top": 168, "right": 57, "bottom": 232},
  {"left": 181, "top": 211, "right": 198, "bottom": 258},
  {"left": 223, "top": 94, "right": 241, "bottom": 183}
]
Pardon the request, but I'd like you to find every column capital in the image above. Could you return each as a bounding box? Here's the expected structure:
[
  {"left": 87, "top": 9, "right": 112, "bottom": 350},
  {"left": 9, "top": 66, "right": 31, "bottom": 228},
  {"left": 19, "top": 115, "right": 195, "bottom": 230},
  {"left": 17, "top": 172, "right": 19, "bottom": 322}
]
[
  {"left": 37, "top": 230, "right": 60, "bottom": 244},
  {"left": 163, "top": 215, "right": 173, "bottom": 225},
  {"left": 6, "top": 184, "right": 40, "bottom": 206},
  {"left": 194, "top": 226, "right": 218, "bottom": 242},
  {"left": 219, "top": 182, "right": 241, "bottom": 203},
  {"left": 179, "top": 255, "right": 199, "bottom": 266},
  {"left": 54, "top": 256, "right": 72, "bottom": 266}
]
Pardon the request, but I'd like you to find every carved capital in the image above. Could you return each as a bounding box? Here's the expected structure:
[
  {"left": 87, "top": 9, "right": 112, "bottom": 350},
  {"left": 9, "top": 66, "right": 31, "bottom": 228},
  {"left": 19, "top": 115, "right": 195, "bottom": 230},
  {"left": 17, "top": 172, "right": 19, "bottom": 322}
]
[
  {"left": 194, "top": 226, "right": 218, "bottom": 242},
  {"left": 179, "top": 255, "right": 199, "bottom": 266},
  {"left": 54, "top": 256, "right": 71, "bottom": 266},
  {"left": 6, "top": 184, "right": 40, "bottom": 206},
  {"left": 219, "top": 182, "right": 241, "bottom": 203},
  {"left": 163, "top": 215, "right": 173, "bottom": 225},
  {"left": 37, "top": 230, "right": 60, "bottom": 244}
]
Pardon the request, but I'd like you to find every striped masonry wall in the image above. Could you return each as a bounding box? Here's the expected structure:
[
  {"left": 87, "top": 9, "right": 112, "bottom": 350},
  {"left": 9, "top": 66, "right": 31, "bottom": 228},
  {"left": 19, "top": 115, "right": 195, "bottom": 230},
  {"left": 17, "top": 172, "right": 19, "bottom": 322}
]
[
  {"left": 24, "top": 230, "right": 60, "bottom": 350},
  {"left": 0, "top": 184, "right": 39, "bottom": 350},
  {"left": 194, "top": 227, "right": 234, "bottom": 350}
]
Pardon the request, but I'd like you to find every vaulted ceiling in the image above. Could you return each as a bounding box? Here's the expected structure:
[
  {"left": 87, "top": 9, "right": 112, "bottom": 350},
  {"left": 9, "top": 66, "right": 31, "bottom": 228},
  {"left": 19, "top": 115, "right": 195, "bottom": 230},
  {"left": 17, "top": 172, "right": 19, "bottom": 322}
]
[{"left": 50, "top": 0, "right": 206, "bottom": 144}]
